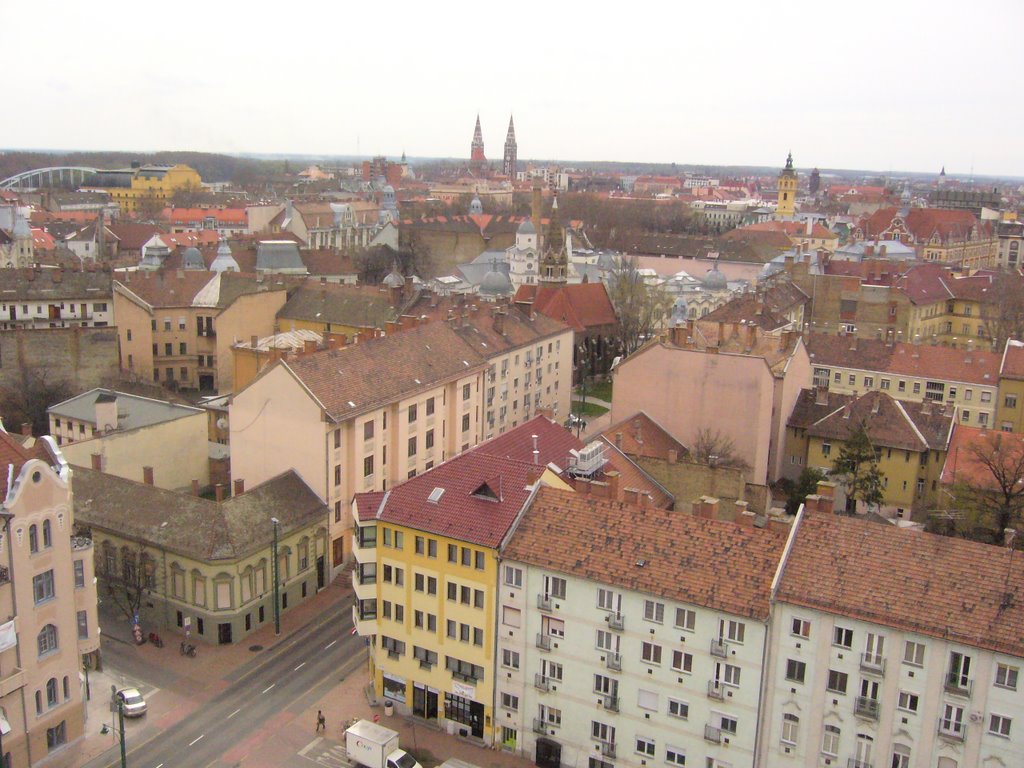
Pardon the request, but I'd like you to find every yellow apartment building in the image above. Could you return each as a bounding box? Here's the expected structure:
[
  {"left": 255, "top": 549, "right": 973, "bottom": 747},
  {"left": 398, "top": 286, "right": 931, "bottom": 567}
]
[
  {"left": 90, "top": 164, "right": 202, "bottom": 215},
  {"left": 997, "top": 339, "right": 1024, "bottom": 432}
]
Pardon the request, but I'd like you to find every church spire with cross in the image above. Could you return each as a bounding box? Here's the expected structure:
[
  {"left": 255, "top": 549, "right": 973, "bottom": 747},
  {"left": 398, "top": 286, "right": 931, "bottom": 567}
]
[
  {"left": 470, "top": 114, "right": 486, "bottom": 175},
  {"left": 503, "top": 115, "right": 518, "bottom": 180}
]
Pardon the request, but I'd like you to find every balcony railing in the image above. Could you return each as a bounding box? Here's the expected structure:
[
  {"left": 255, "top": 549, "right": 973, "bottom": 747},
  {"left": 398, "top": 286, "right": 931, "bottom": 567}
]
[
  {"left": 534, "top": 674, "right": 550, "bottom": 692},
  {"left": 536, "top": 633, "right": 552, "bottom": 651},
  {"left": 452, "top": 671, "right": 479, "bottom": 684},
  {"left": 537, "top": 594, "right": 552, "bottom": 612},
  {"left": 937, "top": 719, "right": 965, "bottom": 742},
  {"left": 854, "top": 696, "right": 879, "bottom": 720},
  {"left": 860, "top": 652, "right": 886, "bottom": 675},
  {"left": 710, "top": 638, "right": 728, "bottom": 657},
  {"left": 847, "top": 759, "right": 873, "bottom": 768},
  {"left": 606, "top": 612, "right": 624, "bottom": 631},
  {"left": 707, "top": 680, "right": 725, "bottom": 700},
  {"left": 606, "top": 653, "right": 621, "bottom": 671},
  {"left": 600, "top": 743, "right": 616, "bottom": 759},
  {"left": 603, "top": 695, "right": 619, "bottom": 712},
  {"left": 387, "top": 650, "right": 400, "bottom": 660},
  {"left": 533, "top": 719, "right": 546, "bottom": 734},
  {"left": 704, "top": 725, "right": 722, "bottom": 743},
  {"left": 944, "top": 672, "right": 973, "bottom": 697}
]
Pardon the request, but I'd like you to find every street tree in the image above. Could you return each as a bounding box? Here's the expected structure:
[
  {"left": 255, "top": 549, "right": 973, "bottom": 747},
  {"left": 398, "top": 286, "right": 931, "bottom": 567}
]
[
  {"left": 782, "top": 466, "right": 828, "bottom": 514},
  {"left": 100, "top": 540, "right": 157, "bottom": 623},
  {"left": 608, "top": 255, "right": 673, "bottom": 356},
  {"left": 831, "top": 420, "right": 885, "bottom": 513},
  {"left": 981, "top": 270, "right": 1024, "bottom": 353}
]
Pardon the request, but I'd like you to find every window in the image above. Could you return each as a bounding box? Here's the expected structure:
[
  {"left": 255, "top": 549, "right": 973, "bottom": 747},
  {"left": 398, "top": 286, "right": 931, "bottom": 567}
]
[
  {"left": 864, "top": 376, "right": 874, "bottom": 388},
  {"left": 363, "top": 455, "right": 374, "bottom": 477},
  {"left": 46, "top": 721, "right": 66, "bottom": 751},
  {"left": 880, "top": 378, "right": 890, "bottom": 390},
  {"left": 502, "top": 648, "right": 520, "bottom": 669},
  {"left": 1003, "top": 394, "right": 1016, "bottom": 409},
  {"left": 590, "top": 720, "right": 614, "bottom": 743},
  {"left": 674, "top": 608, "right": 696, "bottom": 631},
  {"left": 76, "top": 610, "right": 88, "bottom": 640},
  {"left": 501, "top": 692, "right": 519, "bottom": 711},
  {"left": 903, "top": 640, "right": 924, "bottom": 666},
  {"left": 597, "top": 588, "right": 619, "bottom": 611},
  {"left": 833, "top": 625, "right": 853, "bottom": 649},
  {"left": 504, "top": 565, "right": 522, "bottom": 587},
  {"left": 989, "top": 714, "right": 1012, "bottom": 738},
  {"left": 822, "top": 725, "right": 840, "bottom": 756},
  {"left": 671, "top": 650, "right": 692, "bottom": 673},
  {"left": 74, "top": 559, "right": 85, "bottom": 588},
  {"left": 426, "top": 397, "right": 435, "bottom": 416},
  {"left": 665, "top": 748, "right": 686, "bottom": 767},
  {"left": 890, "top": 744, "right": 910, "bottom": 768},
  {"left": 826, "top": 669, "right": 848, "bottom": 694},
  {"left": 408, "top": 436, "right": 416, "bottom": 457},
  {"left": 33, "top": 570, "right": 55, "bottom": 604},
  {"left": 461, "top": 547, "right": 471, "bottom": 567},
  {"left": 897, "top": 691, "right": 918, "bottom": 713},
  {"left": 461, "top": 413, "right": 470, "bottom": 432},
  {"left": 29, "top": 524, "right": 38, "bottom": 553},
  {"left": 721, "top": 619, "right": 745, "bottom": 643},
  {"left": 635, "top": 737, "right": 655, "bottom": 757},
  {"left": 414, "top": 573, "right": 425, "bottom": 592},
  {"left": 898, "top": 380, "right": 906, "bottom": 392},
  {"left": 427, "top": 539, "right": 437, "bottom": 558},
  {"left": 722, "top": 664, "right": 741, "bottom": 687},
  {"left": 463, "top": 383, "right": 471, "bottom": 401},
  {"left": 641, "top": 642, "right": 662, "bottom": 664},
  {"left": 503, "top": 606, "right": 521, "bottom": 627},
  {"left": 781, "top": 713, "right": 799, "bottom": 745},
  {"left": 667, "top": 699, "right": 689, "bottom": 720},
  {"left": 719, "top": 715, "right": 737, "bottom": 735},
  {"left": 982, "top": 391, "right": 992, "bottom": 403},
  {"left": 474, "top": 589, "right": 484, "bottom": 609},
  {"left": 996, "top": 663, "right": 1019, "bottom": 690},
  {"left": 785, "top": 659, "right": 806, "bottom": 684},
  {"left": 408, "top": 404, "right": 417, "bottom": 423},
  {"left": 822, "top": 442, "right": 832, "bottom": 458},
  {"left": 940, "top": 703, "right": 964, "bottom": 737},
  {"left": 448, "top": 544, "right": 458, "bottom": 563},
  {"left": 37, "top": 624, "right": 58, "bottom": 657},
  {"left": 42, "top": 520, "right": 51, "bottom": 548},
  {"left": 363, "top": 421, "right": 374, "bottom": 440},
  {"left": 643, "top": 600, "right": 664, "bottom": 623},
  {"left": 791, "top": 618, "right": 810, "bottom": 638},
  {"left": 475, "top": 551, "right": 486, "bottom": 571},
  {"left": 415, "top": 536, "right": 425, "bottom": 556},
  {"left": 426, "top": 430, "right": 434, "bottom": 450}
]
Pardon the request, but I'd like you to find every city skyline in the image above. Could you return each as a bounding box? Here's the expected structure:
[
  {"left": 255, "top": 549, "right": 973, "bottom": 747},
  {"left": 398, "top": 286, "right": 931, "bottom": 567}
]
[{"left": 6, "top": 0, "right": 1023, "bottom": 176}]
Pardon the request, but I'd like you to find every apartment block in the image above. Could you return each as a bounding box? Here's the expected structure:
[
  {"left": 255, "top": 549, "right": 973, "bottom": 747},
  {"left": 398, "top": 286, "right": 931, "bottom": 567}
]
[
  {"left": 0, "top": 269, "right": 113, "bottom": 330},
  {"left": 760, "top": 492, "right": 1024, "bottom": 768},
  {"left": 498, "top": 487, "right": 786, "bottom": 768},
  {"left": 0, "top": 432, "right": 99, "bottom": 766},
  {"left": 996, "top": 340, "right": 1024, "bottom": 433}
]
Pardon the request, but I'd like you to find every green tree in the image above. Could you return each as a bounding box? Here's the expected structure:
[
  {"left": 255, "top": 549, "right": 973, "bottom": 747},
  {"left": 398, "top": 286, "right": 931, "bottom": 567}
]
[
  {"left": 784, "top": 467, "right": 827, "bottom": 515},
  {"left": 831, "top": 420, "right": 885, "bottom": 513}
]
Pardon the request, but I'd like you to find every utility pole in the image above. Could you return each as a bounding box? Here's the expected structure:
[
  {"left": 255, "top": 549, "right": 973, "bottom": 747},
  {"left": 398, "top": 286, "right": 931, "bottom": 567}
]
[
  {"left": 100, "top": 696, "right": 127, "bottom": 768},
  {"left": 271, "top": 517, "right": 281, "bottom": 636}
]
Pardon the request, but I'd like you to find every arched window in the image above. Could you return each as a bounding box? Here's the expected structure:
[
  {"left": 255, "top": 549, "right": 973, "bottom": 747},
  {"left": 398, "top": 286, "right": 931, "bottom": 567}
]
[
  {"left": 62, "top": 676, "right": 70, "bottom": 700},
  {"left": 45, "top": 678, "right": 57, "bottom": 707},
  {"left": 42, "top": 520, "right": 52, "bottom": 548},
  {"left": 28, "top": 525, "right": 38, "bottom": 554},
  {"left": 35, "top": 691, "right": 42, "bottom": 715},
  {"left": 37, "top": 624, "right": 58, "bottom": 657}
]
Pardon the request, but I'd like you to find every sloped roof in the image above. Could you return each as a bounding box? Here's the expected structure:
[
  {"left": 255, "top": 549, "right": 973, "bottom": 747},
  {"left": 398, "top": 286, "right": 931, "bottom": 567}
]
[
  {"left": 503, "top": 486, "right": 786, "bottom": 620},
  {"left": 107, "top": 223, "right": 165, "bottom": 251},
  {"left": 778, "top": 509, "right": 1024, "bottom": 658},
  {"left": 701, "top": 294, "right": 791, "bottom": 332},
  {"left": 513, "top": 283, "right": 618, "bottom": 333},
  {"left": 115, "top": 270, "right": 286, "bottom": 310},
  {"left": 278, "top": 284, "right": 399, "bottom": 329},
  {"left": 600, "top": 412, "right": 688, "bottom": 460},
  {"left": 803, "top": 389, "right": 953, "bottom": 452},
  {"left": 48, "top": 388, "right": 202, "bottom": 430},
  {"left": 0, "top": 429, "right": 51, "bottom": 498},
  {"left": 0, "top": 268, "right": 111, "bottom": 301},
  {"left": 280, "top": 322, "right": 488, "bottom": 422},
  {"left": 72, "top": 467, "right": 328, "bottom": 562},
  {"left": 941, "top": 424, "right": 1024, "bottom": 487},
  {"left": 1001, "top": 339, "right": 1024, "bottom": 380}
]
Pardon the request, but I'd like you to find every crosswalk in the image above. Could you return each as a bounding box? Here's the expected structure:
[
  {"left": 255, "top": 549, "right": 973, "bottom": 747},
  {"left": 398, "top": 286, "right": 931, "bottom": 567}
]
[{"left": 298, "top": 737, "right": 354, "bottom": 768}]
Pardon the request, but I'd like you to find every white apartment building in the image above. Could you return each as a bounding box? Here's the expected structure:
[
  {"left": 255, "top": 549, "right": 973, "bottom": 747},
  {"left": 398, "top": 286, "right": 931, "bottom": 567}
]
[
  {"left": 497, "top": 489, "right": 787, "bottom": 768},
  {"left": 760, "top": 492, "right": 1024, "bottom": 768},
  {"left": 0, "top": 270, "right": 113, "bottom": 330}
]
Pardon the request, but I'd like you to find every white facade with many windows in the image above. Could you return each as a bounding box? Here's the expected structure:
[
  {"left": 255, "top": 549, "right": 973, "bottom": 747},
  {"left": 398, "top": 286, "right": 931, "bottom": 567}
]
[{"left": 496, "top": 561, "right": 767, "bottom": 768}]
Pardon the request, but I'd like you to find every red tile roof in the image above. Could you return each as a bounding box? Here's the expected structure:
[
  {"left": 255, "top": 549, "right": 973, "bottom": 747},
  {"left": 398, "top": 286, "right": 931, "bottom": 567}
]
[
  {"left": 738, "top": 220, "right": 837, "bottom": 240},
  {"left": 778, "top": 509, "right": 1024, "bottom": 657},
  {"left": 1001, "top": 340, "right": 1024, "bottom": 380},
  {"left": 162, "top": 207, "right": 247, "bottom": 225},
  {"left": 0, "top": 430, "right": 48, "bottom": 497},
  {"left": 600, "top": 412, "right": 688, "bottom": 460},
  {"left": 476, "top": 414, "right": 583, "bottom": 467},
  {"left": 513, "top": 283, "right": 618, "bottom": 333},
  {"left": 941, "top": 424, "right": 1024, "bottom": 487},
  {"left": 503, "top": 486, "right": 786, "bottom": 620}
]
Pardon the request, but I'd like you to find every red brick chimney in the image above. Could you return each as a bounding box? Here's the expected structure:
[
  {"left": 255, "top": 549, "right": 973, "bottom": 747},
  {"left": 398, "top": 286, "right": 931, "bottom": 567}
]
[
  {"left": 215, "top": 484, "right": 225, "bottom": 502},
  {"left": 604, "top": 470, "right": 620, "bottom": 500},
  {"left": 493, "top": 310, "right": 506, "bottom": 336},
  {"left": 234, "top": 478, "right": 245, "bottom": 496},
  {"left": 91, "top": 453, "right": 102, "bottom": 470},
  {"left": 192, "top": 479, "right": 200, "bottom": 496},
  {"left": 142, "top": 466, "right": 154, "bottom": 485},
  {"left": 20, "top": 422, "right": 32, "bottom": 437}
]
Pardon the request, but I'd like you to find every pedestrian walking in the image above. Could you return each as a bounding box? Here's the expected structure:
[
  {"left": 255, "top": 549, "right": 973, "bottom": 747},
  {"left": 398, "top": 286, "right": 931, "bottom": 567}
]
[{"left": 316, "top": 710, "right": 326, "bottom": 732}]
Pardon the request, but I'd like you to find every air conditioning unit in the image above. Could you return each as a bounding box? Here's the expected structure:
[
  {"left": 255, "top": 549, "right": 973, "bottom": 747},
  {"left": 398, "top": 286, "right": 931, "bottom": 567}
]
[{"left": 568, "top": 441, "right": 607, "bottom": 477}]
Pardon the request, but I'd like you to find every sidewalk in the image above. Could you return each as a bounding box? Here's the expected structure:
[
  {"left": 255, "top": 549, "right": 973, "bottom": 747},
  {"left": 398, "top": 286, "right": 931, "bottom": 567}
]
[{"left": 59, "top": 579, "right": 353, "bottom": 768}]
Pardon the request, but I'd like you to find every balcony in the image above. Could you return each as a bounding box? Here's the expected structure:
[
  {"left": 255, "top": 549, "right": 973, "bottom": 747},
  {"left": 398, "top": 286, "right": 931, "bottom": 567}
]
[
  {"left": 605, "top": 612, "right": 624, "bottom": 631},
  {"left": 854, "top": 696, "right": 879, "bottom": 720},
  {"left": 452, "top": 671, "right": 478, "bottom": 684},
  {"left": 860, "top": 652, "right": 886, "bottom": 675},
  {"left": 0, "top": 667, "right": 25, "bottom": 697},
  {"left": 603, "top": 695, "right": 619, "bottom": 712},
  {"left": 600, "top": 743, "right": 616, "bottom": 759},
  {"left": 0, "top": 565, "right": 8, "bottom": 586},
  {"left": 537, "top": 594, "right": 552, "bottom": 612},
  {"left": 710, "top": 638, "right": 728, "bottom": 657},
  {"left": 937, "top": 719, "right": 965, "bottom": 742},
  {"left": 707, "top": 680, "right": 725, "bottom": 700},
  {"left": 536, "top": 633, "right": 552, "bottom": 651},
  {"left": 944, "top": 673, "right": 973, "bottom": 698},
  {"left": 704, "top": 725, "right": 722, "bottom": 744},
  {"left": 605, "top": 653, "right": 621, "bottom": 671},
  {"left": 534, "top": 674, "right": 550, "bottom": 692},
  {"left": 387, "top": 649, "right": 400, "bottom": 660},
  {"left": 533, "top": 719, "right": 546, "bottom": 735},
  {"left": 847, "top": 759, "right": 873, "bottom": 768},
  {"left": 351, "top": 602, "right": 378, "bottom": 637}
]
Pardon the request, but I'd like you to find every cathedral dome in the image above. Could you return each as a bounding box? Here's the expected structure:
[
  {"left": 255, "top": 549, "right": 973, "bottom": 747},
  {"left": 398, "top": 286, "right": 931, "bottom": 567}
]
[
  {"left": 383, "top": 265, "right": 405, "bottom": 289},
  {"left": 702, "top": 265, "right": 728, "bottom": 290},
  {"left": 517, "top": 218, "right": 536, "bottom": 235},
  {"left": 469, "top": 195, "right": 483, "bottom": 215},
  {"left": 479, "top": 264, "right": 513, "bottom": 296},
  {"left": 181, "top": 247, "right": 205, "bottom": 270},
  {"left": 210, "top": 241, "right": 240, "bottom": 273}
]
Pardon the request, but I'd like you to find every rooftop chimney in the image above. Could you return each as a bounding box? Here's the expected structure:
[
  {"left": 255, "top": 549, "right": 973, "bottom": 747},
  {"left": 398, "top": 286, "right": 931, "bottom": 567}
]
[
  {"left": 215, "top": 483, "right": 225, "bottom": 502},
  {"left": 143, "top": 466, "right": 154, "bottom": 486},
  {"left": 91, "top": 453, "right": 102, "bottom": 470},
  {"left": 20, "top": 422, "right": 32, "bottom": 437},
  {"left": 192, "top": 479, "right": 200, "bottom": 496},
  {"left": 234, "top": 478, "right": 245, "bottom": 496}
]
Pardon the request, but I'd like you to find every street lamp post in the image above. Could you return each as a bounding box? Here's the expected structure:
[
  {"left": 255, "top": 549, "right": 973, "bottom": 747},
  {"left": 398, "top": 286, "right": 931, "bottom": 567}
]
[
  {"left": 271, "top": 517, "right": 280, "bottom": 636},
  {"left": 100, "top": 696, "right": 127, "bottom": 768}
]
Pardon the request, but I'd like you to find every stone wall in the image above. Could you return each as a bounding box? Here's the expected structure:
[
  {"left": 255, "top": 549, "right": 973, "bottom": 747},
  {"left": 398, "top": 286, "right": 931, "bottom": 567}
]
[{"left": 0, "top": 326, "right": 120, "bottom": 393}]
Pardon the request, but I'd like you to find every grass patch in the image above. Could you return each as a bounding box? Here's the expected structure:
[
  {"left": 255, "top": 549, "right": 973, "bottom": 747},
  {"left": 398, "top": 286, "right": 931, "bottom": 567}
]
[
  {"left": 573, "top": 401, "right": 609, "bottom": 417},
  {"left": 575, "top": 379, "right": 613, "bottom": 402}
]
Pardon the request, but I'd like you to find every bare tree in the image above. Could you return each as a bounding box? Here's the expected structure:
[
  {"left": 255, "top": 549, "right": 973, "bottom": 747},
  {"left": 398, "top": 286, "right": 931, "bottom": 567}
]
[
  {"left": 608, "top": 256, "right": 673, "bottom": 355},
  {"left": 0, "top": 367, "right": 74, "bottom": 436},
  {"left": 98, "top": 540, "right": 157, "bottom": 623},
  {"left": 692, "top": 428, "right": 751, "bottom": 472},
  {"left": 981, "top": 270, "right": 1024, "bottom": 353}
]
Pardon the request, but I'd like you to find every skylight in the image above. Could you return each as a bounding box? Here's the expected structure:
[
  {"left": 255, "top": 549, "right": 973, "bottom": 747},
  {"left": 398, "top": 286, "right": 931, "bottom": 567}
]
[{"left": 428, "top": 487, "right": 445, "bottom": 504}]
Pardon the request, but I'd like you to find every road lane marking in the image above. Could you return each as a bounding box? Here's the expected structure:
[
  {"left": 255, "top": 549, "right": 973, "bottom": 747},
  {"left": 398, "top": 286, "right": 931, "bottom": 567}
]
[
  {"left": 155, "top": 764, "right": 164, "bottom": 768},
  {"left": 295, "top": 662, "right": 306, "bottom": 671},
  {"left": 227, "top": 708, "right": 241, "bottom": 719},
  {"left": 325, "top": 640, "right": 337, "bottom": 649},
  {"left": 189, "top": 734, "right": 205, "bottom": 747},
  {"left": 262, "top": 684, "right": 276, "bottom": 693}
]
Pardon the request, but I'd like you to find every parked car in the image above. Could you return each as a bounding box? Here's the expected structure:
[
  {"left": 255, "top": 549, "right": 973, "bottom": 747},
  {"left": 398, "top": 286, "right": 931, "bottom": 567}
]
[{"left": 116, "top": 688, "right": 147, "bottom": 717}]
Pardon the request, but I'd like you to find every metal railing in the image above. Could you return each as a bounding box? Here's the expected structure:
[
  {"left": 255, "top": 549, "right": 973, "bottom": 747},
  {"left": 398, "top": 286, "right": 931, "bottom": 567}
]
[
  {"left": 860, "top": 652, "right": 885, "bottom": 675},
  {"left": 710, "top": 638, "right": 728, "bottom": 657},
  {"left": 536, "top": 634, "right": 551, "bottom": 651},
  {"left": 603, "top": 695, "right": 619, "bottom": 712},
  {"left": 600, "top": 743, "right": 616, "bottom": 758},
  {"left": 532, "top": 718, "right": 545, "bottom": 734},
  {"left": 605, "top": 653, "right": 621, "bottom": 671},
  {"left": 944, "top": 672, "right": 973, "bottom": 697},
  {"left": 854, "top": 696, "right": 879, "bottom": 720},
  {"left": 537, "top": 594, "right": 552, "bottom": 611},
  {"left": 534, "top": 674, "right": 550, "bottom": 692},
  {"left": 606, "top": 612, "right": 624, "bottom": 631},
  {"left": 707, "top": 680, "right": 725, "bottom": 700},
  {"left": 937, "top": 718, "right": 965, "bottom": 741},
  {"left": 704, "top": 725, "right": 722, "bottom": 743}
]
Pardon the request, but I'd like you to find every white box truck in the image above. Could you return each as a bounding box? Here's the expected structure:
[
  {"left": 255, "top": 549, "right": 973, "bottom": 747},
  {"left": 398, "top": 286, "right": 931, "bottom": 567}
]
[{"left": 345, "top": 719, "right": 423, "bottom": 768}]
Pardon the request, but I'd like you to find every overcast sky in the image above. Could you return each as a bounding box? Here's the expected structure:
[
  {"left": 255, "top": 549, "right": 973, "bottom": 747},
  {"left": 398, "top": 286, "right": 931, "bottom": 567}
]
[{"left": 6, "top": 0, "right": 1022, "bottom": 176}]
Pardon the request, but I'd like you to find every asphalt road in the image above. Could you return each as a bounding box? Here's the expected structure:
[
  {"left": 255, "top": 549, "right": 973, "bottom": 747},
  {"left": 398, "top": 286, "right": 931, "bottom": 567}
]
[{"left": 86, "top": 606, "right": 362, "bottom": 768}]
